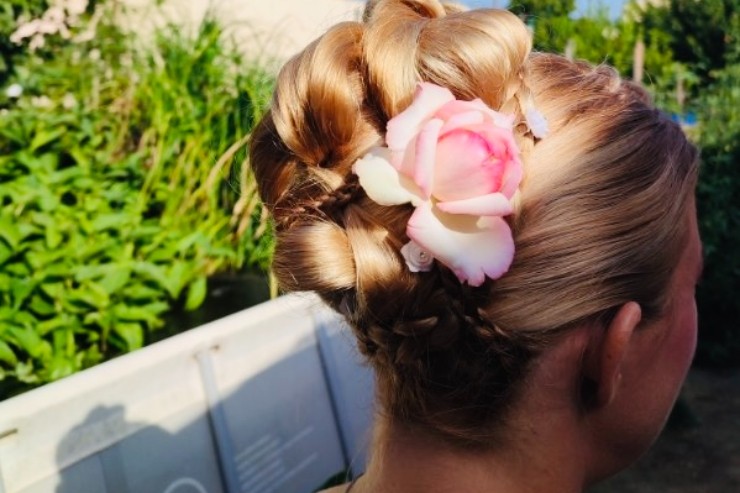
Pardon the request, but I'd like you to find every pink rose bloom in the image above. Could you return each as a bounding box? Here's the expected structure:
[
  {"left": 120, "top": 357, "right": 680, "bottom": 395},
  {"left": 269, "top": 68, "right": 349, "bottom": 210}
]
[{"left": 353, "top": 82, "right": 523, "bottom": 286}]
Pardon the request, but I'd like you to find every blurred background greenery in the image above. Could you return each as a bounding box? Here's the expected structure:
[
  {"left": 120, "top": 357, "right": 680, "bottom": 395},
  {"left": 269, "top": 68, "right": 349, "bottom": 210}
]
[
  {"left": 0, "top": 0, "right": 737, "bottom": 399},
  {"left": 0, "top": 0, "right": 274, "bottom": 397}
]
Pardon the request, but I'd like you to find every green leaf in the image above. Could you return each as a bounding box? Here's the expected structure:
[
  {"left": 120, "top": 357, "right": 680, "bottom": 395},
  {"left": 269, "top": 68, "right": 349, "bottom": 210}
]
[
  {"left": 0, "top": 216, "right": 22, "bottom": 250},
  {"left": 0, "top": 307, "right": 16, "bottom": 322},
  {"left": 77, "top": 238, "right": 117, "bottom": 261},
  {"left": 30, "top": 128, "right": 66, "bottom": 152},
  {"left": 41, "top": 282, "right": 65, "bottom": 300},
  {"left": 29, "top": 295, "right": 56, "bottom": 317},
  {"left": 111, "top": 301, "right": 168, "bottom": 330},
  {"left": 45, "top": 355, "right": 76, "bottom": 381},
  {"left": 51, "top": 327, "right": 73, "bottom": 355},
  {"left": 0, "top": 274, "right": 11, "bottom": 292},
  {"left": 113, "top": 323, "right": 144, "bottom": 351},
  {"left": 38, "top": 263, "right": 69, "bottom": 279},
  {"left": 69, "top": 147, "right": 92, "bottom": 170},
  {"left": 142, "top": 301, "right": 169, "bottom": 316},
  {"left": 10, "top": 279, "right": 34, "bottom": 310},
  {"left": 74, "top": 264, "right": 111, "bottom": 281},
  {"left": 68, "top": 282, "right": 110, "bottom": 309},
  {"left": 48, "top": 167, "right": 85, "bottom": 185},
  {"left": 26, "top": 249, "right": 66, "bottom": 270},
  {"left": 167, "top": 261, "right": 190, "bottom": 299},
  {"left": 7, "top": 327, "right": 44, "bottom": 358},
  {"left": 132, "top": 262, "right": 171, "bottom": 294},
  {"left": 98, "top": 267, "right": 131, "bottom": 295},
  {"left": 37, "top": 315, "right": 75, "bottom": 336},
  {"left": 176, "top": 231, "right": 205, "bottom": 253},
  {"left": 37, "top": 191, "right": 59, "bottom": 212},
  {"left": 4, "top": 261, "right": 30, "bottom": 277},
  {"left": 184, "top": 276, "right": 207, "bottom": 311},
  {"left": 0, "top": 241, "right": 12, "bottom": 266},
  {"left": 13, "top": 310, "right": 38, "bottom": 327},
  {"left": 79, "top": 345, "right": 103, "bottom": 368},
  {"left": 14, "top": 361, "right": 40, "bottom": 384},
  {"left": 91, "top": 213, "right": 132, "bottom": 232},
  {"left": 120, "top": 284, "right": 162, "bottom": 301},
  {"left": 0, "top": 341, "right": 18, "bottom": 367},
  {"left": 45, "top": 224, "right": 63, "bottom": 249},
  {"left": 112, "top": 304, "right": 157, "bottom": 322}
]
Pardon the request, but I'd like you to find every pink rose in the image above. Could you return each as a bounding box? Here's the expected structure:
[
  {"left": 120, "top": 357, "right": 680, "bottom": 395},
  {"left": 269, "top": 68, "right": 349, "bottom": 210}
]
[{"left": 353, "top": 83, "right": 523, "bottom": 286}]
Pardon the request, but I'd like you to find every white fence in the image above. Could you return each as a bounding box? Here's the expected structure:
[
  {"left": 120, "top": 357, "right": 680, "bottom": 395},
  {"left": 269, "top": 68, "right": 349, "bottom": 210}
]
[{"left": 0, "top": 294, "right": 374, "bottom": 493}]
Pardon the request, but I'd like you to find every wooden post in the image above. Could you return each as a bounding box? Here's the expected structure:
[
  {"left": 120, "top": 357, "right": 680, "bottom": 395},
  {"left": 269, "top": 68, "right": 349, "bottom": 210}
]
[
  {"left": 565, "top": 38, "right": 576, "bottom": 60},
  {"left": 633, "top": 38, "right": 645, "bottom": 84},
  {"left": 676, "top": 71, "right": 686, "bottom": 113}
]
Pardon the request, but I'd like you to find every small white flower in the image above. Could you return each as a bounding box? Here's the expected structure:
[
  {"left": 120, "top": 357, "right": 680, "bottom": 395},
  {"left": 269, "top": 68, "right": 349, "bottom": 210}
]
[
  {"left": 5, "top": 83, "right": 23, "bottom": 99},
  {"left": 60, "top": 0, "right": 89, "bottom": 17},
  {"left": 59, "top": 25, "right": 72, "bottom": 40},
  {"left": 29, "top": 34, "right": 45, "bottom": 51},
  {"left": 10, "top": 21, "right": 40, "bottom": 44},
  {"left": 73, "top": 28, "right": 95, "bottom": 43},
  {"left": 62, "top": 93, "right": 77, "bottom": 109},
  {"left": 31, "top": 95, "right": 53, "bottom": 109},
  {"left": 525, "top": 108, "right": 549, "bottom": 139},
  {"left": 43, "top": 6, "right": 65, "bottom": 26},
  {"left": 52, "top": 0, "right": 88, "bottom": 15},
  {"left": 89, "top": 48, "right": 101, "bottom": 61},
  {"left": 401, "top": 241, "right": 434, "bottom": 273}
]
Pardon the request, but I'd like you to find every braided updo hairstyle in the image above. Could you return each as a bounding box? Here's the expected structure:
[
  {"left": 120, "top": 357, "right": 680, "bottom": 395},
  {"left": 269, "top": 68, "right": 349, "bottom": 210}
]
[{"left": 249, "top": 0, "right": 698, "bottom": 446}]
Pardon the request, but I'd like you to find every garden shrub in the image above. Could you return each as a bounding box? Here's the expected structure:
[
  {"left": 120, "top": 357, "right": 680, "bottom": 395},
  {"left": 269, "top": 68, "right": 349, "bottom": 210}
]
[
  {"left": 694, "top": 63, "right": 740, "bottom": 367},
  {"left": 0, "top": 0, "right": 50, "bottom": 86},
  {"left": 0, "top": 4, "right": 274, "bottom": 397}
]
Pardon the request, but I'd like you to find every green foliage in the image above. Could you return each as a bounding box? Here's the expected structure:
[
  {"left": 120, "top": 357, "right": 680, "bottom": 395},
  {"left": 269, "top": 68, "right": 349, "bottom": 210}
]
[
  {"left": 0, "top": 1, "right": 48, "bottom": 85},
  {"left": 643, "top": 0, "right": 739, "bottom": 78},
  {"left": 693, "top": 63, "right": 740, "bottom": 367},
  {"left": 0, "top": 7, "right": 274, "bottom": 396},
  {"left": 510, "top": 0, "right": 576, "bottom": 53},
  {"left": 511, "top": 0, "right": 575, "bottom": 17},
  {"left": 631, "top": 0, "right": 740, "bottom": 104},
  {"left": 569, "top": 12, "right": 641, "bottom": 77}
]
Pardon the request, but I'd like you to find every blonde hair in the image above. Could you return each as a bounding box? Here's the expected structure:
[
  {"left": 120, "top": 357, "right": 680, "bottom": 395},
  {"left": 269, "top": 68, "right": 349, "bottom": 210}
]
[{"left": 250, "top": 0, "right": 698, "bottom": 446}]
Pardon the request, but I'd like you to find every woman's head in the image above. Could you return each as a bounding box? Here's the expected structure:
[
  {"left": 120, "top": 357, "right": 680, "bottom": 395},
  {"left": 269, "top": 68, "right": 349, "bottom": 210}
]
[{"left": 250, "top": 0, "right": 698, "bottom": 453}]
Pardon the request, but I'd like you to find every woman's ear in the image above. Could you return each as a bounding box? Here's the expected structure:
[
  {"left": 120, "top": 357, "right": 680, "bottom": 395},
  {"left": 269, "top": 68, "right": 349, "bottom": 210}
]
[{"left": 582, "top": 302, "right": 642, "bottom": 409}]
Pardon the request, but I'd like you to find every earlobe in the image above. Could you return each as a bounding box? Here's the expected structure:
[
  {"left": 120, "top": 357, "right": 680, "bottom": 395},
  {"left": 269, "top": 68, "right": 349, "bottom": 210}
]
[{"left": 582, "top": 302, "right": 642, "bottom": 409}]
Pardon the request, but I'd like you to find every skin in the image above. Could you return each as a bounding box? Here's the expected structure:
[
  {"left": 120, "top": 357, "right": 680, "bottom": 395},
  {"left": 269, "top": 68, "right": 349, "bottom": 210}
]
[{"left": 325, "top": 203, "right": 703, "bottom": 493}]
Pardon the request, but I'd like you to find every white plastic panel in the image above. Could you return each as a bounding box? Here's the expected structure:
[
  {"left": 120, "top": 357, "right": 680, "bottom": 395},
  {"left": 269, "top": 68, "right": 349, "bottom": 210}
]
[
  {"left": 209, "top": 295, "right": 347, "bottom": 493},
  {"left": 314, "top": 309, "right": 375, "bottom": 476},
  {"left": 0, "top": 331, "right": 213, "bottom": 493},
  {"left": 0, "top": 294, "right": 374, "bottom": 493}
]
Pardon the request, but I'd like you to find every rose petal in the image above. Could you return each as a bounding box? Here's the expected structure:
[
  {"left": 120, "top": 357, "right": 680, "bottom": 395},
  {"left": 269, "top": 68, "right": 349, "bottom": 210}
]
[
  {"left": 406, "top": 203, "right": 515, "bottom": 286},
  {"left": 467, "top": 123, "right": 523, "bottom": 199},
  {"left": 413, "top": 118, "right": 444, "bottom": 198},
  {"left": 436, "top": 99, "right": 515, "bottom": 129},
  {"left": 436, "top": 192, "right": 513, "bottom": 216},
  {"left": 438, "top": 109, "right": 485, "bottom": 135},
  {"left": 353, "top": 148, "right": 423, "bottom": 206},
  {"left": 499, "top": 157, "right": 523, "bottom": 199},
  {"left": 386, "top": 83, "right": 454, "bottom": 152},
  {"left": 432, "top": 129, "right": 505, "bottom": 201}
]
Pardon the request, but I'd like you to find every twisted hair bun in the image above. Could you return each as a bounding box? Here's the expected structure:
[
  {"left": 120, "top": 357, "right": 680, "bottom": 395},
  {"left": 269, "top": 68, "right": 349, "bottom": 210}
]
[{"left": 249, "top": 0, "right": 698, "bottom": 445}]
